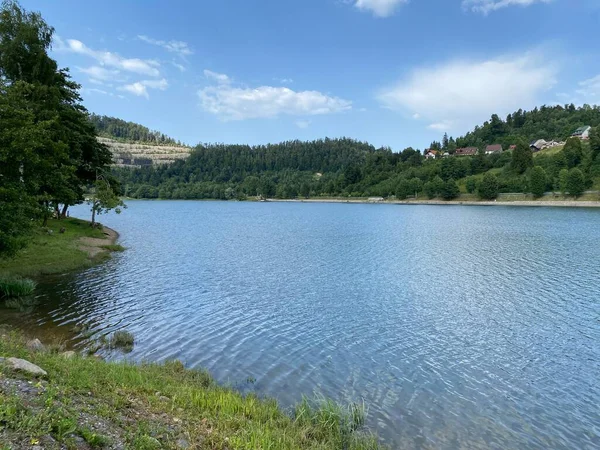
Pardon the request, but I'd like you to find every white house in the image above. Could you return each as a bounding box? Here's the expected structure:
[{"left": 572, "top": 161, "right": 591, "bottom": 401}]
[{"left": 572, "top": 126, "right": 591, "bottom": 140}]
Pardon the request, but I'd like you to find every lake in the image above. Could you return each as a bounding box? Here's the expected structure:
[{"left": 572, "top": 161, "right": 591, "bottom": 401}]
[{"left": 2, "top": 200, "right": 600, "bottom": 449}]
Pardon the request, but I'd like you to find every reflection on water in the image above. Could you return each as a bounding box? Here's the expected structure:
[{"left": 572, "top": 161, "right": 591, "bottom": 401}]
[{"left": 2, "top": 201, "right": 599, "bottom": 449}]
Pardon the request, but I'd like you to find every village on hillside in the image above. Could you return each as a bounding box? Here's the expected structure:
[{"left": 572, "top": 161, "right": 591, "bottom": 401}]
[{"left": 423, "top": 125, "right": 593, "bottom": 159}]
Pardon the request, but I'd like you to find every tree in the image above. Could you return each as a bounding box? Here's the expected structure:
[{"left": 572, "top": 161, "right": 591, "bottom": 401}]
[
  {"left": 559, "top": 169, "right": 569, "bottom": 195},
  {"left": 440, "top": 178, "right": 460, "bottom": 200},
  {"left": 566, "top": 168, "right": 585, "bottom": 197},
  {"left": 562, "top": 137, "right": 583, "bottom": 169},
  {"left": 442, "top": 133, "right": 449, "bottom": 150},
  {"left": 299, "top": 182, "right": 310, "bottom": 199},
  {"left": 478, "top": 173, "right": 499, "bottom": 199},
  {"left": 465, "top": 177, "right": 478, "bottom": 194},
  {"left": 423, "top": 176, "right": 444, "bottom": 199},
  {"left": 530, "top": 166, "right": 547, "bottom": 198},
  {"left": 395, "top": 179, "right": 412, "bottom": 200},
  {"left": 511, "top": 139, "right": 533, "bottom": 173},
  {"left": 88, "top": 174, "right": 125, "bottom": 227},
  {"left": 409, "top": 177, "right": 423, "bottom": 198},
  {"left": 590, "top": 127, "right": 600, "bottom": 161}
]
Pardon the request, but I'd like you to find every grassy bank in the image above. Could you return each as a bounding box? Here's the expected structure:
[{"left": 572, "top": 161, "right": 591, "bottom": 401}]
[
  {"left": 0, "top": 329, "right": 381, "bottom": 449},
  {"left": 0, "top": 218, "right": 117, "bottom": 278}
]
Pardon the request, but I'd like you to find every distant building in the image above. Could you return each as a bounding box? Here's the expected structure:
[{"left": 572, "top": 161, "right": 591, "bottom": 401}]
[
  {"left": 455, "top": 147, "right": 478, "bottom": 156},
  {"left": 424, "top": 149, "right": 438, "bottom": 159},
  {"left": 572, "top": 126, "right": 592, "bottom": 140},
  {"left": 530, "top": 139, "right": 547, "bottom": 152},
  {"left": 509, "top": 145, "right": 517, "bottom": 150},
  {"left": 368, "top": 197, "right": 384, "bottom": 203},
  {"left": 485, "top": 144, "right": 503, "bottom": 155}
]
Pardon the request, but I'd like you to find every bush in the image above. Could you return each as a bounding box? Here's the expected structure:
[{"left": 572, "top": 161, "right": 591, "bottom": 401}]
[
  {"left": 109, "top": 331, "right": 135, "bottom": 351},
  {"left": 478, "top": 173, "right": 499, "bottom": 200},
  {"left": 0, "top": 277, "right": 36, "bottom": 298},
  {"left": 440, "top": 178, "right": 460, "bottom": 200},
  {"left": 530, "top": 166, "right": 547, "bottom": 198}
]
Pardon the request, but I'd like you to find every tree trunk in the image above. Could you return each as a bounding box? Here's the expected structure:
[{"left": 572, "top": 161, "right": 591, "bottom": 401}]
[
  {"left": 91, "top": 203, "right": 96, "bottom": 227},
  {"left": 42, "top": 201, "right": 49, "bottom": 227},
  {"left": 61, "top": 204, "right": 69, "bottom": 219},
  {"left": 54, "top": 204, "right": 60, "bottom": 220}
]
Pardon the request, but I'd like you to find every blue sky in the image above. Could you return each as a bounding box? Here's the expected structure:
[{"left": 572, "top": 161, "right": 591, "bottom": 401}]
[{"left": 20, "top": 0, "right": 600, "bottom": 150}]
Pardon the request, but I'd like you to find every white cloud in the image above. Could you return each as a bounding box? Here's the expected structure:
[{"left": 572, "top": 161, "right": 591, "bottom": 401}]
[
  {"left": 172, "top": 61, "right": 186, "bottom": 72},
  {"left": 277, "top": 78, "right": 294, "bottom": 84},
  {"left": 204, "top": 70, "right": 231, "bottom": 84},
  {"left": 378, "top": 52, "right": 557, "bottom": 130},
  {"left": 428, "top": 121, "right": 454, "bottom": 131},
  {"left": 77, "top": 65, "right": 120, "bottom": 82},
  {"left": 354, "top": 0, "right": 408, "bottom": 17},
  {"left": 138, "top": 35, "right": 193, "bottom": 57},
  {"left": 121, "top": 82, "right": 149, "bottom": 99},
  {"left": 63, "top": 39, "right": 160, "bottom": 77},
  {"left": 462, "top": 0, "right": 552, "bottom": 15},
  {"left": 295, "top": 120, "right": 311, "bottom": 129},
  {"left": 412, "top": 113, "right": 421, "bottom": 119},
  {"left": 119, "top": 78, "right": 168, "bottom": 99},
  {"left": 580, "top": 74, "right": 600, "bottom": 91},
  {"left": 198, "top": 71, "right": 352, "bottom": 120}
]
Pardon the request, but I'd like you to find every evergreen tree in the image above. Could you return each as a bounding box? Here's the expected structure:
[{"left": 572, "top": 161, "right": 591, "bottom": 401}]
[
  {"left": 566, "top": 168, "right": 585, "bottom": 197},
  {"left": 562, "top": 137, "right": 584, "bottom": 169},
  {"left": 440, "top": 178, "right": 460, "bottom": 200},
  {"left": 530, "top": 166, "right": 547, "bottom": 198},
  {"left": 478, "top": 173, "right": 499, "bottom": 200},
  {"left": 511, "top": 139, "right": 533, "bottom": 174}
]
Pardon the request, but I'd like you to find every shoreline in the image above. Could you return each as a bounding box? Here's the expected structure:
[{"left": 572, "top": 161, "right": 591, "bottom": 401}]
[
  {"left": 264, "top": 197, "right": 600, "bottom": 208},
  {"left": 0, "top": 218, "right": 122, "bottom": 278}
]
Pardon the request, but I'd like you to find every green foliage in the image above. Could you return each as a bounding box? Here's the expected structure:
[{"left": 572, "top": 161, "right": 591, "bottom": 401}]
[
  {"left": 90, "top": 114, "right": 183, "bottom": 146},
  {"left": 590, "top": 127, "right": 600, "bottom": 161},
  {"left": 88, "top": 175, "right": 125, "bottom": 226},
  {"left": 530, "top": 166, "right": 547, "bottom": 197},
  {"left": 465, "top": 176, "right": 478, "bottom": 194},
  {"left": 562, "top": 137, "right": 584, "bottom": 168},
  {"left": 478, "top": 173, "right": 499, "bottom": 200},
  {"left": 0, "top": 277, "right": 36, "bottom": 298},
  {"left": 559, "top": 168, "right": 569, "bottom": 195},
  {"left": 440, "top": 178, "right": 460, "bottom": 200},
  {"left": 0, "top": 1, "right": 113, "bottom": 257},
  {"left": 566, "top": 168, "right": 585, "bottom": 197},
  {"left": 423, "top": 176, "right": 444, "bottom": 199},
  {"left": 511, "top": 139, "right": 533, "bottom": 174},
  {"left": 395, "top": 179, "right": 412, "bottom": 200},
  {"left": 109, "top": 330, "right": 135, "bottom": 351}
]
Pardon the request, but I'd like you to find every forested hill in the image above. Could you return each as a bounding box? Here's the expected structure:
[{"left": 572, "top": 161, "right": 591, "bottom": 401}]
[
  {"left": 440, "top": 104, "right": 600, "bottom": 150},
  {"left": 89, "top": 114, "right": 185, "bottom": 146}
]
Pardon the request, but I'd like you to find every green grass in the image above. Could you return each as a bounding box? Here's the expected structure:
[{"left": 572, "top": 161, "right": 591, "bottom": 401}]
[
  {"left": 0, "top": 277, "right": 37, "bottom": 298},
  {"left": 0, "top": 329, "right": 383, "bottom": 449},
  {"left": 0, "top": 218, "right": 108, "bottom": 277},
  {"left": 100, "top": 244, "right": 126, "bottom": 252},
  {"left": 109, "top": 330, "right": 135, "bottom": 351}
]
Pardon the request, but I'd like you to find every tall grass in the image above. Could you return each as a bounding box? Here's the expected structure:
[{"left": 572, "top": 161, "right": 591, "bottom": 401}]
[{"left": 0, "top": 277, "right": 36, "bottom": 298}]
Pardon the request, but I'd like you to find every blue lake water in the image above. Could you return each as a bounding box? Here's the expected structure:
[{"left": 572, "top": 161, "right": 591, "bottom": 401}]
[{"left": 3, "top": 200, "right": 600, "bottom": 448}]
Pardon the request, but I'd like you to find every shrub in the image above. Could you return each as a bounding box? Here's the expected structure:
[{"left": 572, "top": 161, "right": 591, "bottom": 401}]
[
  {"left": 109, "top": 331, "right": 135, "bottom": 351},
  {"left": 0, "top": 277, "right": 36, "bottom": 298}
]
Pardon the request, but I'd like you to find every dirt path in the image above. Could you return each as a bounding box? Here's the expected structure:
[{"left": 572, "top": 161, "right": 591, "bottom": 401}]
[{"left": 78, "top": 227, "right": 119, "bottom": 259}]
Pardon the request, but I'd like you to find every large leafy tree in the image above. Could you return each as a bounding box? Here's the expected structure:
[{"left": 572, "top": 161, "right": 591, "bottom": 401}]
[
  {"left": 478, "top": 173, "right": 499, "bottom": 200},
  {"left": 0, "top": 1, "right": 113, "bottom": 256}
]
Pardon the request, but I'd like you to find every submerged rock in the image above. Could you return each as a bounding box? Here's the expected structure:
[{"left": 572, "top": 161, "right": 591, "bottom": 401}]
[{"left": 0, "top": 357, "right": 47, "bottom": 377}]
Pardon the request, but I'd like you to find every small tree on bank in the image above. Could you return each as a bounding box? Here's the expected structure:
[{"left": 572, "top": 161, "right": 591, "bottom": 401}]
[
  {"left": 530, "top": 166, "right": 547, "bottom": 198},
  {"left": 478, "top": 173, "right": 499, "bottom": 200},
  {"left": 566, "top": 168, "right": 585, "bottom": 197},
  {"left": 440, "top": 178, "right": 460, "bottom": 200},
  {"left": 88, "top": 174, "right": 125, "bottom": 227},
  {"left": 511, "top": 139, "right": 533, "bottom": 174}
]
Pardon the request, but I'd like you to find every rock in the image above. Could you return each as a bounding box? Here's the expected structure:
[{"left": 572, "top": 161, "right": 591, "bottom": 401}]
[
  {"left": 61, "top": 351, "right": 76, "bottom": 359},
  {"left": 176, "top": 438, "right": 190, "bottom": 449},
  {"left": 27, "top": 338, "right": 45, "bottom": 352},
  {"left": 1, "top": 357, "right": 47, "bottom": 377}
]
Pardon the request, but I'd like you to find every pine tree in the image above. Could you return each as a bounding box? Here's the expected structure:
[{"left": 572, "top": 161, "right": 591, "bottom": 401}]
[{"left": 530, "top": 166, "right": 547, "bottom": 198}]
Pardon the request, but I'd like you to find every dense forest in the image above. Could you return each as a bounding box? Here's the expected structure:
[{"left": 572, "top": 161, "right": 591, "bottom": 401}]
[
  {"left": 0, "top": 1, "right": 121, "bottom": 257},
  {"left": 115, "top": 121, "right": 600, "bottom": 202},
  {"left": 431, "top": 105, "right": 600, "bottom": 152},
  {"left": 90, "top": 114, "right": 185, "bottom": 146}
]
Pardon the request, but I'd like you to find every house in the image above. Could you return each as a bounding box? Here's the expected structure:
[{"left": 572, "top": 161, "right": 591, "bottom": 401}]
[
  {"left": 509, "top": 145, "right": 517, "bottom": 150},
  {"left": 485, "top": 144, "right": 503, "bottom": 155},
  {"left": 572, "top": 126, "right": 592, "bottom": 140},
  {"left": 455, "top": 147, "right": 478, "bottom": 156},
  {"left": 424, "top": 149, "right": 438, "bottom": 159},
  {"left": 530, "top": 139, "right": 547, "bottom": 152}
]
